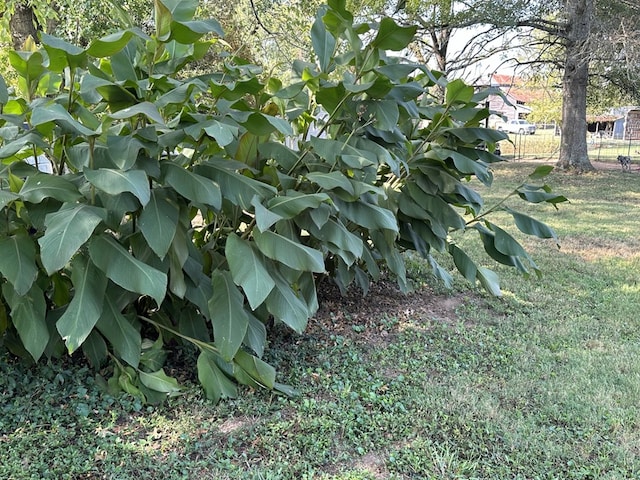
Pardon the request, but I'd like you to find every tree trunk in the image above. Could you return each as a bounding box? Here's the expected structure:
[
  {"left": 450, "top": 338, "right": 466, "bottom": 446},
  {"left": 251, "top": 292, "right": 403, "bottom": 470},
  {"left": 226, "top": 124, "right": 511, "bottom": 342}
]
[
  {"left": 557, "top": 0, "right": 594, "bottom": 172},
  {"left": 8, "top": 2, "right": 40, "bottom": 50}
]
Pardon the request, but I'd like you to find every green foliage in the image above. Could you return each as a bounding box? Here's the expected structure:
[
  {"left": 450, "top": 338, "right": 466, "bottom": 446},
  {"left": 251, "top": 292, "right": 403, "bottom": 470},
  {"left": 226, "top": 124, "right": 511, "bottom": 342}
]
[{"left": 0, "top": 0, "right": 564, "bottom": 402}]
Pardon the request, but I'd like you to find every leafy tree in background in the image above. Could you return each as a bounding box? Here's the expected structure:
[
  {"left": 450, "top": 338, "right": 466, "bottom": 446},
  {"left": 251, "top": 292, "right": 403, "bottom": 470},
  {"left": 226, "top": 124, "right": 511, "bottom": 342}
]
[{"left": 0, "top": 0, "right": 564, "bottom": 403}]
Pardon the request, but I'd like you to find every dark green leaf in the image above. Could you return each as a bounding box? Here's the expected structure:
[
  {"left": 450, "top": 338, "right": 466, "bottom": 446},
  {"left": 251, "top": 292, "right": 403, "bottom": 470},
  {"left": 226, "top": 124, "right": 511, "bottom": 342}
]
[
  {"left": 311, "top": 11, "right": 336, "bottom": 72},
  {"left": 20, "top": 173, "right": 82, "bottom": 204},
  {"left": 86, "top": 30, "right": 134, "bottom": 57},
  {"left": 31, "top": 103, "right": 95, "bottom": 136},
  {"left": 96, "top": 293, "right": 142, "bottom": 368},
  {"left": 82, "top": 330, "right": 108, "bottom": 367},
  {"left": 477, "top": 267, "right": 502, "bottom": 296},
  {"left": 109, "top": 102, "right": 165, "bottom": 125},
  {"left": 209, "top": 270, "right": 249, "bottom": 362},
  {"left": 38, "top": 204, "right": 106, "bottom": 275},
  {"left": 139, "top": 369, "right": 181, "bottom": 393},
  {"left": 226, "top": 234, "right": 275, "bottom": 310},
  {"left": 0, "top": 190, "right": 18, "bottom": 209},
  {"left": 0, "top": 231, "right": 38, "bottom": 295},
  {"left": 89, "top": 234, "right": 167, "bottom": 306},
  {"left": 85, "top": 168, "right": 151, "bottom": 206},
  {"left": 170, "top": 19, "right": 224, "bottom": 43},
  {"left": 333, "top": 198, "right": 398, "bottom": 232},
  {"left": 253, "top": 229, "right": 325, "bottom": 273},
  {"left": 445, "top": 79, "right": 474, "bottom": 105},
  {"left": 139, "top": 189, "right": 179, "bottom": 259},
  {"left": 197, "top": 350, "right": 238, "bottom": 403},
  {"left": 162, "top": 163, "right": 221, "bottom": 209},
  {"left": 2, "top": 283, "right": 48, "bottom": 361},
  {"left": 56, "top": 255, "right": 107, "bottom": 353},
  {"left": 371, "top": 18, "right": 416, "bottom": 51},
  {"left": 233, "top": 349, "right": 275, "bottom": 389},
  {"left": 195, "top": 160, "right": 277, "bottom": 210},
  {"left": 505, "top": 208, "right": 559, "bottom": 244},
  {"left": 528, "top": 165, "right": 555, "bottom": 180},
  {"left": 264, "top": 269, "right": 310, "bottom": 333},
  {"left": 267, "top": 192, "right": 330, "bottom": 218},
  {"left": 306, "top": 171, "right": 355, "bottom": 195}
]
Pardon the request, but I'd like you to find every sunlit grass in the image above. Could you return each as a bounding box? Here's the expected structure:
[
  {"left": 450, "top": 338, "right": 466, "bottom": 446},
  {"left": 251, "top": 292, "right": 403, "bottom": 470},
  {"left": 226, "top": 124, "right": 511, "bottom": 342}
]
[{"left": 2, "top": 160, "right": 640, "bottom": 479}]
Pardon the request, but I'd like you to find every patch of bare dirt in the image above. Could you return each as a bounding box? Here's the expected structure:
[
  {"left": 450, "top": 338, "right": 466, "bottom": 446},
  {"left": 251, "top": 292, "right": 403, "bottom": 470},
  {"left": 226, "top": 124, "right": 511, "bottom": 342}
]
[{"left": 304, "top": 279, "right": 474, "bottom": 347}]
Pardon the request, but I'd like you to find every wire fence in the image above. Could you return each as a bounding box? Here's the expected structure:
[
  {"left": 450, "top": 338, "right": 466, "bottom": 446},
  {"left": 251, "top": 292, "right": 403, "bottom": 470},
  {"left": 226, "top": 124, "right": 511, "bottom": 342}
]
[{"left": 500, "top": 124, "right": 640, "bottom": 164}]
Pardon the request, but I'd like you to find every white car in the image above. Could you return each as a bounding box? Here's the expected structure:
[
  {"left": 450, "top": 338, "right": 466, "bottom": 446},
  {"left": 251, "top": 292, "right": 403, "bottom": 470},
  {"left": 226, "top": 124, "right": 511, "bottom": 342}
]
[{"left": 496, "top": 119, "right": 536, "bottom": 135}]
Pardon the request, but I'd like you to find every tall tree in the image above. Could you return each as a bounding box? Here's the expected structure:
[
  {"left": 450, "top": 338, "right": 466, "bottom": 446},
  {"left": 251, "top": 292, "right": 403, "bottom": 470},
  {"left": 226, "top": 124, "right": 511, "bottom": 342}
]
[
  {"left": 3, "top": 1, "right": 40, "bottom": 49},
  {"left": 556, "top": 0, "right": 593, "bottom": 171}
]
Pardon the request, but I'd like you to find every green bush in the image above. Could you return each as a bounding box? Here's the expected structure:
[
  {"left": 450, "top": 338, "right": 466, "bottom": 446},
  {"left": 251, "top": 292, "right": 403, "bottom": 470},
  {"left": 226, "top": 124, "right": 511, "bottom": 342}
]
[{"left": 0, "top": 0, "right": 565, "bottom": 403}]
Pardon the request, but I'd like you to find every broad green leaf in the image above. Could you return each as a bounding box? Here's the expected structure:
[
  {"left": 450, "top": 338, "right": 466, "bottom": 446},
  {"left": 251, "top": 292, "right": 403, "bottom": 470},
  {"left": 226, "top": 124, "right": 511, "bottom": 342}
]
[
  {"left": 315, "top": 218, "right": 364, "bottom": 259},
  {"left": 406, "top": 183, "right": 466, "bottom": 230},
  {"left": 528, "top": 165, "right": 555, "bottom": 180},
  {"left": 197, "top": 350, "right": 238, "bottom": 403},
  {"left": 477, "top": 267, "right": 502, "bottom": 296},
  {"left": 107, "top": 135, "right": 144, "bottom": 170},
  {"left": 154, "top": 0, "right": 172, "bottom": 39},
  {"left": 41, "top": 33, "right": 87, "bottom": 71},
  {"left": 209, "top": 270, "right": 249, "bottom": 362},
  {"left": 159, "top": 0, "right": 198, "bottom": 21},
  {"left": 306, "top": 171, "right": 355, "bottom": 195},
  {"left": 3, "top": 283, "right": 48, "bottom": 361},
  {"left": 169, "top": 19, "right": 224, "bottom": 43},
  {"left": 82, "top": 330, "right": 108, "bottom": 367},
  {"left": 333, "top": 198, "right": 398, "bottom": 232},
  {"left": 38, "top": 204, "right": 106, "bottom": 275},
  {"left": 19, "top": 173, "right": 82, "bottom": 204},
  {"left": 487, "top": 222, "right": 529, "bottom": 258},
  {"left": 233, "top": 349, "right": 275, "bottom": 389},
  {"left": 226, "top": 234, "right": 275, "bottom": 310},
  {"left": 253, "top": 229, "right": 325, "bottom": 273},
  {"left": 516, "top": 186, "right": 568, "bottom": 206},
  {"left": 89, "top": 234, "right": 167, "bottom": 306},
  {"left": 96, "top": 294, "right": 141, "bottom": 368},
  {"left": 446, "top": 79, "right": 475, "bottom": 105},
  {"left": 505, "top": 207, "right": 559, "bottom": 243},
  {"left": 252, "top": 197, "right": 283, "bottom": 232},
  {"left": 109, "top": 102, "right": 165, "bottom": 125},
  {"left": 0, "top": 132, "right": 48, "bottom": 159},
  {"left": 0, "top": 75, "right": 8, "bottom": 105},
  {"left": 201, "top": 120, "right": 237, "bottom": 147},
  {"left": 362, "top": 100, "right": 399, "bottom": 131},
  {"left": 56, "top": 255, "right": 107, "bottom": 353},
  {"left": 86, "top": 30, "right": 134, "bottom": 57},
  {"left": 168, "top": 227, "right": 188, "bottom": 298},
  {"left": 195, "top": 160, "right": 277, "bottom": 209},
  {"left": 139, "top": 369, "right": 181, "bottom": 393},
  {"left": 162, "top": 162, "right": 221, "bottom": 209},
  {"left": 0, "top": 190, "right": 18, "bottom": 209},
  {"left": 311, "top": 10, "right": 336, "bottom": 72},
  {"left": 267, "top": 192, "right": 330, "bottom": 219},
  {"left": 242, "top": 112, "right": 292, "bottom": 136},
  {"left": 139, "top": 189, "right": 179, "bottom": 259},
  {"left": 264, "top": 269, "right": 310, "bottom": 333},
  {"left": 445, "top": 127, "right": 507, "bottom": 144},
  {"left": 31, "top": 103, "right": 95, "bottom": 136},
  {"left": 449, "top": 243, "right": 478, "bottom": 282},
  {"left": 0, "top": 231, "right": 39, "bottom": 295},
  {"left": 178, "top": 309, "right": 210, "bottom": 342},
  {"left": 371, "top": 18, "right": 417, "bottom": 51},
  {"left": 85, "top": 168, "right": 150, "bottom": 206},
  {"left": 245, "top": 312, "right": 266, "bottom": 358}
]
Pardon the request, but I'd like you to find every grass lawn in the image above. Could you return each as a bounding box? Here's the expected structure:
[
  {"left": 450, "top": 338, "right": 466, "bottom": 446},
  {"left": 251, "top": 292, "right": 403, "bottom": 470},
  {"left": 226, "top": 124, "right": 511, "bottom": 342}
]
[{"left": 2, "top": 161, "right": 640, "bottom": 479}]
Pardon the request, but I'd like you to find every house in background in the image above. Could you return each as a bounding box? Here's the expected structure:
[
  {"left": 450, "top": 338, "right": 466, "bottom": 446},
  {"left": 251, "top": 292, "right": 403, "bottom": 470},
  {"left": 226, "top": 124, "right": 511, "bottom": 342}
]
[
  {"left": 608, "top": 107, "right": 640, "bottom": 140},
  {"left": 485, "top": 74, "right": 536, "bottom": 123}
]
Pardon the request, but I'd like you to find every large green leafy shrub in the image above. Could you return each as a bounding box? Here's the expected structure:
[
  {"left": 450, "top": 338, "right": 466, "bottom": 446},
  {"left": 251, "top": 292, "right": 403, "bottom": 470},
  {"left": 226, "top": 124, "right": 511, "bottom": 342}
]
[{"left": 0, "top": 0, "right": 565, "bottom": 403}]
